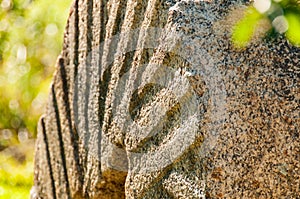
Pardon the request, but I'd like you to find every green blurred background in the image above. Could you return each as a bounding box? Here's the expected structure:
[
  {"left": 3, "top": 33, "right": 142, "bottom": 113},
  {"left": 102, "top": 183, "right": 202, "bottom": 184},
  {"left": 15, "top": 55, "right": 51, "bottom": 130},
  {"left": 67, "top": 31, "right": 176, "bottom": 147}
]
[
  {"left": 0, "top": 0, "right": 71, "bottom": 198},
  {"left": 0, "top": 0, "right": 299, "bottom": 198},
  {"left": 232, "top": 0, "right": 300, "bottom": 47}
]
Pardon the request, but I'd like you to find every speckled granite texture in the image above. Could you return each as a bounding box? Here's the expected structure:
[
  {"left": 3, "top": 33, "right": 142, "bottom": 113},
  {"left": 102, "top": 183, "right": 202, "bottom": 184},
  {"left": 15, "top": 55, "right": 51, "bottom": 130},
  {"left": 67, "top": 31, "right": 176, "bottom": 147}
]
[{"left": 32, "top": 0, "right": 299, "bottom": 198}]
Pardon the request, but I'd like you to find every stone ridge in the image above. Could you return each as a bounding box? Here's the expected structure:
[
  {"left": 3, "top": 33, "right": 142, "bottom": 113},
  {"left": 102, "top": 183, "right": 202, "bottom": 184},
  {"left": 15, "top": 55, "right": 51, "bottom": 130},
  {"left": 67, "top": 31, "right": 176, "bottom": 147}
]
[{"left": 32, "top": 0, "right": 299, "bottom": 198}]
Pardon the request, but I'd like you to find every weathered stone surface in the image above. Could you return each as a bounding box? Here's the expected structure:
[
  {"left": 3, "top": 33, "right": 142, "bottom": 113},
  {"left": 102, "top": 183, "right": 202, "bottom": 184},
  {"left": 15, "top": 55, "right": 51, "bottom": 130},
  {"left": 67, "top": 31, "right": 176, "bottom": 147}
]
[{"left": 32, "top": 0, "right": 299, "bottom": 198}]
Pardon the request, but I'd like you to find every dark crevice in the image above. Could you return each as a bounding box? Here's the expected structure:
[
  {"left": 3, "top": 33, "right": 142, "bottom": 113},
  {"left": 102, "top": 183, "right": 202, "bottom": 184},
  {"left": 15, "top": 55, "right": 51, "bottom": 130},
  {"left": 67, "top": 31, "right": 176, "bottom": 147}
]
[
  {"left": 73, "top": 0, "right": 80, "bottom": 135},
  {"left": 99, "top": 0, "right": 128, "bottom": 142},
  {"left": 72, "top": 0, "right": 83, "bottom": 193},
  {"left": 97, "top": 0, "right": 108, "bottom": 128},
  {"left": 59, "top": 58, "right": 84, "bottom": 190},
  {"left": 52, "top": 86, "right": 72, "bottom": 199},
  {"left": 111, "top": 1, "right": 127, "bottom": 36},
  {"left": 127, "top": 0, "right": 169, "bottom": 112},
  {"left": 94, "top": 3, "right": 130, "bottom": 195},
  {"left": 41, "top": 118, "right": 57, "bottom": 199},
  {"left": 118, "top": 51, "right": 135, "bottom": 78},
  {"left": 97, "top": 0, "right": 108, "bottom": 176},
  {"left": 73, "top": 0, "right": 80, "bottom": 77},
  {"left": 98, "top": 67, "right": 112, "bottom": 133},
  {"left": 138, "top": 162, "right": 174, "bottom": 198},
  {"left": 103, "top": 0, "right": 150, "bottom": 148},
  {"left": 103, "top": 0, "right": 128, "bottom": 67},
  {"left": 117, "top": 0, "right": 148, "bottom": 78},
  {"left": 129, "top": 91, "right": 181, "bottom": 153},
  {"left": 129, "top": 83, "right": 163, "bottom": 121}
]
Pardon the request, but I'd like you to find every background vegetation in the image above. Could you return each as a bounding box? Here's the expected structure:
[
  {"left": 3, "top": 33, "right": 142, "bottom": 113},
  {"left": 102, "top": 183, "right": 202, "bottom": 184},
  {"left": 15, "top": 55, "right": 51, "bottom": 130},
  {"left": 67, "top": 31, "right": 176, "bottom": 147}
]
[
  {"left": 233, "top": 0, "right": 300, "bottom": 47},
  {"left": 0, "top": 0, "right": 71, "bottom": 198}
]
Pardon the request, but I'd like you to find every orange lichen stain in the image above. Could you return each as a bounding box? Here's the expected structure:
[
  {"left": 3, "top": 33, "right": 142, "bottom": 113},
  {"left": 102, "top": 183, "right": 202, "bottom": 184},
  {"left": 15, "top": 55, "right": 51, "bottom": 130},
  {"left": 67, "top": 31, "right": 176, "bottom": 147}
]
[
  {"left": 211, "top": 167, "right": 224, "bottom": 181},
  {"left": 216, "top": 192, "right": 224, "bottom": 198}
]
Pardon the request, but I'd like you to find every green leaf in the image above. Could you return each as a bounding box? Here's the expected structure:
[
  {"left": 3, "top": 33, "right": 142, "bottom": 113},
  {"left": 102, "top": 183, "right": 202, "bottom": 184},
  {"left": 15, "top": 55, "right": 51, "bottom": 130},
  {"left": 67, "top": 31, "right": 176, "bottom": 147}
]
[
  {"left": 285, "top": 12, "right": 300, "bottom": 46},
  {"left": 232, "top": 7, "right": 263, "bottom": 48}
]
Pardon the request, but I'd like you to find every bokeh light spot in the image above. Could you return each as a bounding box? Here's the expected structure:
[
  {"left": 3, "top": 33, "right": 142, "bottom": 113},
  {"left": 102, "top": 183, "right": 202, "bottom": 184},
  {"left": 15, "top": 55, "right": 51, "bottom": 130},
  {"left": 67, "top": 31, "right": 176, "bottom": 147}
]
[
  {"left": 1, "top": 129, "right": 12, "bottom": 140},
  {"left": 254, "top": 0, "right": 271, "bottom": 13},
  {"left": 9, "top": 100, "right": 19, "bottom": 110},
  {"left": 45, "top": 23, "right": 58, "bottom": 36},
  {"left": 18, "top": 129, "right": 29, "bottom": 143},
  {"left": 1, "top": 0, "right": 11, "bottom": 10},
  {"left": 272, "top": 15, "right": 288, "bottom": 34},
  {"left": 17, "top": 44, "right": 27, "bottom": 63}
]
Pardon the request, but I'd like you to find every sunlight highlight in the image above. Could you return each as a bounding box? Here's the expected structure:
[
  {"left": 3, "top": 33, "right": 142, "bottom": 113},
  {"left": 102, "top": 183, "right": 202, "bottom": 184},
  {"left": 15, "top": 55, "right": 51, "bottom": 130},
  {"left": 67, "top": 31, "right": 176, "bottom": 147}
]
[{"left": 254, "top": 0, "right": 271, "bottom": 13}]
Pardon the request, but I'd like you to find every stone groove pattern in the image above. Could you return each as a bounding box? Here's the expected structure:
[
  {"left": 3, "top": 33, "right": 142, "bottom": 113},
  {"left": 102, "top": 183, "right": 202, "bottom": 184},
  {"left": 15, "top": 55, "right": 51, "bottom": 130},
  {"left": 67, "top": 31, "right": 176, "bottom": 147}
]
[{"left": 32, "top": 0, "right": 299, "bottom": 198}]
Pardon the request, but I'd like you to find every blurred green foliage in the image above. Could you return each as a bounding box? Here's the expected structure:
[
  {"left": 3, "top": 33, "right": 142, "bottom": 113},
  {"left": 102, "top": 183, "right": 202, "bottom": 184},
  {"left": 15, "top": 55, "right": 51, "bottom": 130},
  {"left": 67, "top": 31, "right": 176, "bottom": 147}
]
[
  {"left": 232, "top": 0, "right": 300, "bottom": 47},
  {"left": 0, "top": 0, "right": 72, "bottom": 137},
  {"left": 0, "top": 140, "right": 34, "bottom": 198},
  {"left": 0, "top": 0, "right": 72, "bottom": 198}
]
